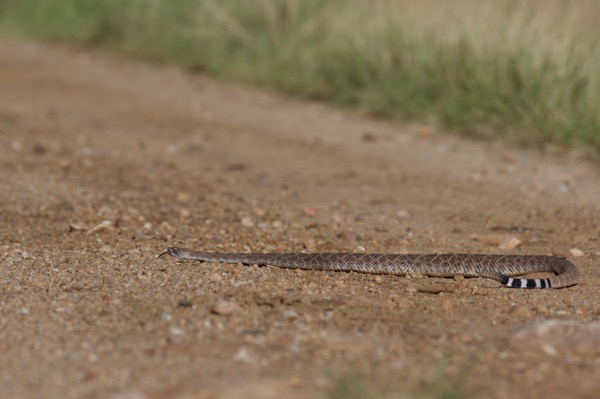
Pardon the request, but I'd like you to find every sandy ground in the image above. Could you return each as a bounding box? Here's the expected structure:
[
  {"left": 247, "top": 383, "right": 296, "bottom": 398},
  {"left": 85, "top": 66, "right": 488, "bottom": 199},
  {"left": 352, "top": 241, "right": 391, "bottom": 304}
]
[{"left": 1, "top": 39, "right": 600, "bottom": 399}]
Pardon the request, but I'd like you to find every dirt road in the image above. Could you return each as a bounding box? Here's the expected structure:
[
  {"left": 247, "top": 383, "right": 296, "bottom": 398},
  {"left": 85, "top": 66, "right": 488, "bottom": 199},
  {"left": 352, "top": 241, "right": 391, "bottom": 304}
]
[{"left": 1, "top": 39, "right": 600, "bottom": 399}]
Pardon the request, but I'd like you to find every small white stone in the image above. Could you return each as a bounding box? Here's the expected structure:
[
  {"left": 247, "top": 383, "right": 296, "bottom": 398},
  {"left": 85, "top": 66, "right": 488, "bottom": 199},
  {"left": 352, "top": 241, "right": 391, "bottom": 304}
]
[
  {"left": 160, "top": 312, "right": 172, "bottom": 321},
  {"left": 109, "top": 391, "right": 147, "bottom": 399},
  {"left": 541, "top": 344, "right": 557, "bottom": 356},
  {"left": 240, "top": 217, "right": 254, "bottom": 227},
  {"left": 234, "top": 347, "right": 252, "bottom": 363},
  {"left": 272, "top": 220, "right": 283, "bottom": 228},
  {"left": 10, "top": 141, "right": 22, "bottom": 152},
  {"left": 69, "top": 223, "right": 87, "bottom": 231},
  {"left": 559, "top": 184, "right": 569, "bottom": 193},
  {"left": 169, "top": 326, "right": 184, "bottom": 337},
  {"left": 498, "top": 236, "right": 521, "bottom": 250},
  {"left": 86, "top": 220, "right": 113, "bottom": 235},
  {"left": 569, "top": 248, "right": 584, "bottom": 257},
  {"left": 211, "top": 300, "right": 236, "bottom": 315}
]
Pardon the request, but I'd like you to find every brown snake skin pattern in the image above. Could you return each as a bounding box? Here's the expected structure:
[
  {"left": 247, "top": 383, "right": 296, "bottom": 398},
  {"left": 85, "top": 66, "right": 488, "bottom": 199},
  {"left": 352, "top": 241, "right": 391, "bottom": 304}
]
[{"left": 158, "top": 247, "right": 580, "bottom": 289}]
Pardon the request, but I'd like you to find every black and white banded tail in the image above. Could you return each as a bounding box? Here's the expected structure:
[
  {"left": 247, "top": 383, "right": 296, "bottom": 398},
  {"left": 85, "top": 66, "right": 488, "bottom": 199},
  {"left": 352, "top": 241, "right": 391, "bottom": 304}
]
[{"left": 501, "top": 276, "right": 552, "bottom": 289}]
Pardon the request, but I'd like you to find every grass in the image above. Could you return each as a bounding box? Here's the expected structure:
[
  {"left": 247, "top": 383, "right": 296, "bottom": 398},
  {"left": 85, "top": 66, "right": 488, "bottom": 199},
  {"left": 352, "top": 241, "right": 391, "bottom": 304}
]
[
  {"left": 324, "top": 363, "right": 468, "bottom": 399},
  {"left": 2, "top": 0, "right": 600, "bottom": 154}
]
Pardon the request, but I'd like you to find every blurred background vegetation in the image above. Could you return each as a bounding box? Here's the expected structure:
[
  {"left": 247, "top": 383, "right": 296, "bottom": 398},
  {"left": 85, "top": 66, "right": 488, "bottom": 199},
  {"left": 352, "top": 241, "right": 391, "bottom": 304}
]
[{"left": 1, "top": 0, "right": 599, "bottom": 154}]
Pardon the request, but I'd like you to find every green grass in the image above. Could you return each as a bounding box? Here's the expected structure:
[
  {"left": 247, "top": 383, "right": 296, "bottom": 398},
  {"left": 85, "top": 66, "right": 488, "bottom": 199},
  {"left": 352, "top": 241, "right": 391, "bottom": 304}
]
[
  {"left": 324, "top": 364, "right": 468, "bottom": 399},
  {"left": 2, "top": 0, "right": 600, "bottom": 154}
]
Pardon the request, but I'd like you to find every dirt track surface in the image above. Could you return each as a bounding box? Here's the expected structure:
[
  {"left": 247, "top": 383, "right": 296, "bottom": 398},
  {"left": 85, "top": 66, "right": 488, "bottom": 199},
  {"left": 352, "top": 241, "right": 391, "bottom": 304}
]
[{"left": 1, "top": 39, "right": 600, "bottom": 399}]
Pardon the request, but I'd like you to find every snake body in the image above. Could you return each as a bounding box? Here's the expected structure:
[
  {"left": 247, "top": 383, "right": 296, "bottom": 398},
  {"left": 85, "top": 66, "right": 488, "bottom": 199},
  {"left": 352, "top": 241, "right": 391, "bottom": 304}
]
[{"left": 159, "top": 247, "right": 580, "bottom": 289}]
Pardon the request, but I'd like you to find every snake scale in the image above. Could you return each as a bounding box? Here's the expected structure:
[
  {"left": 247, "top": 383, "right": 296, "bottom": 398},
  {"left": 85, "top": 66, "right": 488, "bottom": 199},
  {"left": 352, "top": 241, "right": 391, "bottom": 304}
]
[{"left": 158, "top": 247, "right": 580, "bottom": 289}]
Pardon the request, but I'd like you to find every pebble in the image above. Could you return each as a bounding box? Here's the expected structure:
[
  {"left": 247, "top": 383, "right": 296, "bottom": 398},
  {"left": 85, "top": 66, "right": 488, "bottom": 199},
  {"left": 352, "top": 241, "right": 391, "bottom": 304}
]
[
  {"left": 34, "top": 144, "right": 53, "bottom": 156},
  {"left": 272, "top": 220, "right": 283, "bottom": 228},
  {"left": 282, "top": 308, "right": 299, "bottom": 319},
  {"left": 176, "top": 192, "right": 191, "bottom": 203},
  {"left": 10, "top": 141, "right": 22, "bottom": 152},
  {"left": 179, "top": 208, "right": 190, "bottom": 218},
  {"left": 569, "top": 248, "right": 584, "bottom": 257},
  {"left": 109, "top": 391, "right": 147, "bottom": 399},
  {"left": 102, "top": 295, "right": 120, "bottom": 305},
  {"left": 169, "top": 326, "right": 184, "bottom": 337},
  {"left": 303, "top": 206, "right": 318, "bottom": 217},
  {"left": 78, "top": 146, "right": 95, "bottom": 157},
  {"left": 178, "top": 300, "right": 193, "bottom": 308},
  {"left": 240, "top": 217, "right": 254, "bottom": 227},
  {"left": 385, "top": 237, "right": 410, "bottom": 247},
  {"left": 498, "top": 236, "right": 521, "bottom": 250},
  {"left": 337, "top": 230, "right": 358, "bottom": 241},
  {"left": 160, "top": 312, "right": 172, "bottom": 321},
  {"left": 234, "top": 347, "right": 252, "bottom": 363},
  {"left": 253, "top": 207, "right": 267, "bottom": 217},
  {"left": 69, "top": 223, "right": 87, "bottom": 232},
  {"left": 289, "top": 342, "right": 301, "bottom": 353},
  {"left": 86, "top": 220, "right": 113, "bottom": 235},
  {"left": 211, "top": 300, "right": 236, "bottom": 315},
  {"left": 396, "top": 210, "right": 410, "bottom": 219},
  {"left": 362, "top": 131, "right": 378, "bottom": 142},
  {"left": 132, "top": 230, "right": 145, "bottom": 240}
]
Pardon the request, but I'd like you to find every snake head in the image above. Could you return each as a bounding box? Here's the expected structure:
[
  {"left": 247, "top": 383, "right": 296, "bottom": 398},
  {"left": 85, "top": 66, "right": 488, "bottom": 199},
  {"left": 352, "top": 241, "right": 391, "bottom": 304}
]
[{"left": 156, "top": 247, "right": 181, "bottom": 259}]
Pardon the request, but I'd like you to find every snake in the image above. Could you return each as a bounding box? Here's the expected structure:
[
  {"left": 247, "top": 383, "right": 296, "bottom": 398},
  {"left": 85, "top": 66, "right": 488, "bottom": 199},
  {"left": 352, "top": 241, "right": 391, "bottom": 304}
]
[{"left": 158, "top": 247, "right": 580, "bottom": 289}]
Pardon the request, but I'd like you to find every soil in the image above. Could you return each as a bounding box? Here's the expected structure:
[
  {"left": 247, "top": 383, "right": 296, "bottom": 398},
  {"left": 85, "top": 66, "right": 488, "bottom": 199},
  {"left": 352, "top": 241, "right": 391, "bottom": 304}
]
[{"left": 1, "top": 39, "right": 600, "bottom": 399}]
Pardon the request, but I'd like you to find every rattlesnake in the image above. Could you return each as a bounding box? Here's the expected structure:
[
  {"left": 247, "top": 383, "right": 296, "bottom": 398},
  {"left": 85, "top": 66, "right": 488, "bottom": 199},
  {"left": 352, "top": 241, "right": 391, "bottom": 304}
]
[{"left": 158, "top": 247, "right": 580, "bottom": 289}]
